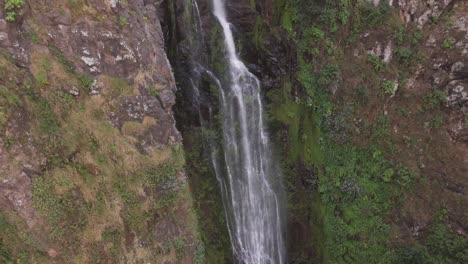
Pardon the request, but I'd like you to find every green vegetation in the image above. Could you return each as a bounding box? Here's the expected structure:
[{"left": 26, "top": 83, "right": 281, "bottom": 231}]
[
  {"left": 430, "top": 114, "right": 445, "bottom": 129},
  {"left": 0, "top": 85, "right": 20, "bottom": 106},
  {"left": 32, "top": 176, "right": 87, "bottom": 241},
  {"left": 390, "top": 27, "right": 421, "bottom": 68},
  {"left": 319, "top": 145, "right": 416, "bottom": 262},
  {"left": 0, "top": 26, "right": 202, "bottom": 262},
  {"left": 464, "top": 113, "right": 468, "bottom": 128},
  {"left": 423, "top": 90, "right": 447, "bottom": 110},
  {"left": 119, "top": 16, "right": 128, "bottom": 28},
  {"left": 368, "top": 55, "right": 385, "bottom": 72},
  {"left": 182, "top": 129, "right": 232, "bottom": 263},
  {"left": 4, "top": 0, "right": 24, "bottom": 22},
  {"left": 0, "top": 214, "right": 30, "bottom": 264},
  {"left": 383, "top": 80, "right": 395, "bottom": 96},
  {"left": 174, "top": 239, "right": 186, "bottom": 256},
  {"left": 49, "top": 47, "right": 75, "bottom": 72},
  {"left": 267, "top": 0, "right": 466, "bottom": 263},
  {"left": 49, "top": 46, "right": 94, "bottom": 92},
  {"left": 441, "top": 38, "right": 454, "bottom": 49},
  {"left": 149, "top": 86, "right": 160, "bottom": 97},
  {"left": 29, "top": 31, "right": 39, "bottom": 44},
  {"left": 35, "top": 57, "right": 51, "bottom": 87},
  {"left": 390, "top": 210, "right": 468, "bottom": 264}
]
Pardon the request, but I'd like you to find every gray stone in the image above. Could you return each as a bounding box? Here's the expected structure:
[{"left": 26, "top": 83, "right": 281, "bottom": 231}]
[
  {"left": 432, "top": 70, "right": 449, "bottom": 88},
  {"left": 447, "top": 80, "right": 468, "bottom": 110}
]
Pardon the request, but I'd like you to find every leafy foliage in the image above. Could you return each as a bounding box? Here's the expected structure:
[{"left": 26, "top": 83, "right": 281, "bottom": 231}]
[
  {"left": 423, "top": 90, "right": 447, "bottom": 110},
  {"left": 368, "top": 55, "right": 385, "bottom": 73},
  {"left": 383, "top": 80, "right": 395, "bottom": 96},
  {"left": 272, "top": 1, "right": 464, "bottom": 263},
  {"left": 4, "top": 0, "right": 24, "bottom": 21}
]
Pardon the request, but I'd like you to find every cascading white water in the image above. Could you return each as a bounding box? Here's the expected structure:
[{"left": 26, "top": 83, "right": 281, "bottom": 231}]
[{"left": 210, "top": 0, "right": 285, "bottom": 263}]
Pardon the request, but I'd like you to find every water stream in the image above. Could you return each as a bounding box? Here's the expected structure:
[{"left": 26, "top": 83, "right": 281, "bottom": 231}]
[{"left": 209, "top": 0, "right": 286, "bottom": 263}]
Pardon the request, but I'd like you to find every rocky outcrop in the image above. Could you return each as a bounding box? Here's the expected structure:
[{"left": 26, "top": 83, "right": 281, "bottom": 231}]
[
  {"left": 0, "top": 0, "right": 199, "bottom": 262},
  {"left": 396, "top": 0, "right": 455, "bottom": 26}
]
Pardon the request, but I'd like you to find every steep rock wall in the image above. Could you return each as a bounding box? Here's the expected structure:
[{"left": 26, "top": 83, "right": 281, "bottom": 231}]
[{"left": 0, "top": 0, "right": 201, "bottom": 263}]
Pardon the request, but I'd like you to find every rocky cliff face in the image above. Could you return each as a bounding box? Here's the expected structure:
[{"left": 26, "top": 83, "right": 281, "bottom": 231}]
[{"left": 0, "top": 0, "right": 201, "bottom": 263}]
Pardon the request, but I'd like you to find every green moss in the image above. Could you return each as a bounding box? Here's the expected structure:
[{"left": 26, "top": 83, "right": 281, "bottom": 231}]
[
  {"left": 269, "top": 80, "right": 322, "bottom": 165},
  {"left": 0, "top": 85, "right": 20, "bottom": 106},
  {"left": 0, "top": 214, "right": 29, "bottom": 264},
  {"left": 281, "top": 7, "right": 294, "bottom": 33},
  {"left": 32, "top": 176, "right": 87, "bottom": 242},
  {"left": 181, "top": 129, "right": 232, "bottom": 264},
  {"left": 253, "top": 16, "right": 267, "bottom": 49},
  {"left": 210, "top": 25, "right": 228, "bottom": 82}
]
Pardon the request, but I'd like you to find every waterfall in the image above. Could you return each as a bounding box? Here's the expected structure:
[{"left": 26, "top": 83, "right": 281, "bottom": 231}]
[{"left": 209, "top": 0, "right": 286, "bottom": 263}]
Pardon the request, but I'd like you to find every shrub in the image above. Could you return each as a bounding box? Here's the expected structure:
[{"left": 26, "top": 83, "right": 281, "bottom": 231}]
[
  {"left": 368, "top": 55, "right": 384, "bottom": 72},
  {"left": 383, "top": 80, "right": 395, "bottom": 95},
  {"left": 382, "top": 168, "right": 394, "bottom": 182},
  {"left": 430, "top": 114, "right": 445, "bottom": 128},
  {"left": 394, "top": 26, "right": 405, "bottom": 45},
  {"left": 174, "top": 239, "right": 185, "bottom": 256},
  {"left": 119, "top": 16, "right": 128, "bottom": 27},
  {"left": 441, "top": 38, "right": 454, "bottom": 49},
  {"left": 30, "top": 31, "right": 39, "bottom": 44},
  {"left": 395, "top": 47, "right": 413, "bottom": 66},
  {"left": 319, "top": 63, "right": 338, "bottom": 86},
  {"left": 423, "top": 90, "right": 447, "bottom": 110},
  {"left": 76, "top": 73, "right": 94, "bottom": 91},
  {"left": 304, "top": 26, "right": 325, "bottom": 42},
  {"left": 359, "top": 1, "right": 390, "bottom": 27},
  {"left": 4, "top": 0, "right": 24, "bottom": 22}
]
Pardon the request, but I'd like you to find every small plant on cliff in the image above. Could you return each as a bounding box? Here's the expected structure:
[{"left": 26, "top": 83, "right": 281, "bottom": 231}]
[
  {"left": 304, "top": 26, "right": 325, "bottom": 42},
  {"left": 4, "top": 0, "right": 24, "bottom": 22},
  {"left": 368, "top": 55, "right": 384, "bottom": 72},
  {"left": 29, "top": 31, "right": 39, "bottom": 44},
  {"left": 382, "top": 80, "right": 395, "bottom": 96},
  {"left": 382, "top": 168, "right": 394, "bottom": 182},
  {"left": 148, "top": 86, "right": 159, "bottom": 97},
  {"left": 423, "top": 90, "right": 447, "bottom": 110},
  {"left": 430, "top": 114, "right": 445, "bottom": 129},
  {"left": 119, "top": 16, "right": 128, "bottom": 28},
  {"left": 441, "top": 38, "right": 454, "bottom": 49},
  {"left": 174, "top": 239, "right": 185, "bottom": 257}
]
